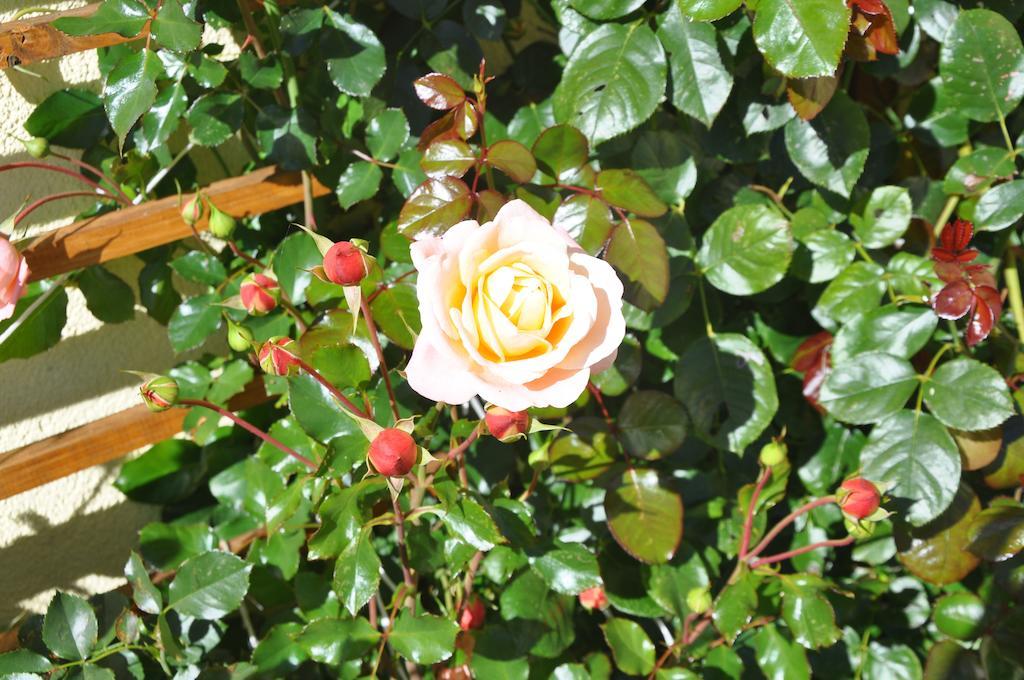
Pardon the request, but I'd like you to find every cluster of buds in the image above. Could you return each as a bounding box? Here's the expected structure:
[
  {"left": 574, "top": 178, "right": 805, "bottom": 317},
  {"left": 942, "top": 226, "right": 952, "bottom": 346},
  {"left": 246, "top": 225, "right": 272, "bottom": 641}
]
[
  {"left": 240, "top": 273, "right": 280, "bottom": 316},
  {"left": 837, "top": 477, "right": 891, "bottom": 537},
  {"left": 368, "top": 428, "right": 418, "bottom": 477},
  {"left": 180, "top": 193, "right": 237, "bottom": 239},
  {"left": 484, "top": 406, "right": 530, "bottom": 443},
  {"left": 258, "top": 337, "right": 301, "bottom": 376},
  {"left": 139, "top": 375, "right": 179, "bottom": 412}
]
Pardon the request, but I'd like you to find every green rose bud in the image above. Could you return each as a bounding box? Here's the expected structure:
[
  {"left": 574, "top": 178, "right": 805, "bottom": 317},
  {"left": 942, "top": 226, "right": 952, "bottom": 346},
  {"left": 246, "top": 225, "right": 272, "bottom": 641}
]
[
  {"left": 140, "top": 375, "right": 179, "bottom": 412},
  {"left": 759, "top": 441, "right": 787, "bottom": 467},
  {"left": 22, "top": 137, "right": 50, "bottom": 159},
  {"left": 208, "top": 202, "right": 237, "bottom": 239},
  {"left": 227, "top": 321, "right": 254, "bottom": 352},
  {"left": 181, "top": 195, "right": 203, "bottom": 226}
]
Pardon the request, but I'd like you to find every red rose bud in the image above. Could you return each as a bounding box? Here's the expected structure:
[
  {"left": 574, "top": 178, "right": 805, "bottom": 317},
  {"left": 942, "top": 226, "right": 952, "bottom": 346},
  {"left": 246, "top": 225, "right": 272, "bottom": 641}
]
[
  {"left": 140, "top": 375, "right": 178, "bottom": 412},
  {"left": 368, "top": 428, "right": 418, "bottom": 477},
  {"left": 181, "top": 195, "right": 203, "bottom": 226},
  {"left": 578, "top": 586, "right": 608, "bottom": 611},
  {"left": 837, "top": 478, "right": 882, "bottom": 520},
  {"left": 240, "top": 273, "right": 279, "bottom": 315},
  {"left": 323, "top": 241, "right": 369, "bottom": 286},
  {"left": 459, "top": 595, "right": 486, "bottom": 631},
  {"left": 485, "top": 406, "right": 530, "bottom": 443},
  {"left": 258, "top": 337, "right": 300, "bottom": 376}
]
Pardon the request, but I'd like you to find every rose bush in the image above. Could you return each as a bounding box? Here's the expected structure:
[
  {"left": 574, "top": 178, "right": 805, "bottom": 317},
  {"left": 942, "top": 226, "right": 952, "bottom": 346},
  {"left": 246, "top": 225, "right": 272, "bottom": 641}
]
[{"left": 2, "top": 0, "right": 1024, "bottom": 678}]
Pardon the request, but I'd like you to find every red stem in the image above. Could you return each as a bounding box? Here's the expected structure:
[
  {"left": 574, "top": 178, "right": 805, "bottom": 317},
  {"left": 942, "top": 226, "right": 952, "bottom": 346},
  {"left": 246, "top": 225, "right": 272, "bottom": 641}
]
[
  {"left": 294, "top": 358, "right": 370, "bottom": 419},
  {"left": 391, "top": 493, "right": 417, "bottom": 608},
  {"left": 367, "top": 269, "right": 416, "bottom": 303},
  {"left": 0, "top": 161, "right": 126, "bottom": 203},
  {"left": 746, "top": 495, "right": 837, "bottom": 560},
  {"left": 360, "top": 297, "right": 400, "bottom": 421},
  {"left": 13, "top": 191, "right": 105, "bottom": 227},
  {"left": 179, "top": 398, "right": 316, "bottom": 470},
  {"left": 51, "top": 152, "right": 132, "bottom": 205},
  {"left": 228, "top": 240, "right": 264, "bottom": 268},
  {"left": 748, "top": 535, "right": 856, "bottom": 569},
  {"left": 739, "top": 466, "right": 772, "bottom": 559}
]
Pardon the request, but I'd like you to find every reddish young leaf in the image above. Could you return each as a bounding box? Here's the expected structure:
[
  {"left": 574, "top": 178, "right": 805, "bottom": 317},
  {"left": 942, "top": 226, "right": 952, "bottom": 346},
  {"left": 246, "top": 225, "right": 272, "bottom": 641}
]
[
  {"left": 413, "top": 73, "right": 466, "bottom": 110},
  {"left": 933, "top": 280, "right": 973, "bottom": 320},
  {"left": 454, "top": 102, "right": 479, "bottom": 140},
  {"left": 802, "top": 352, "right": 831, "bottom": 413},
  {"left": 966, "top": 265, "right": 997, "bottom": 290},
  {"left": 847, "top": 1, "right": 899, "bottom": 61},
  {"left": 966, "top": 286, "right": 1002, "bottom": 346},
  {"left": 934, "top": 261, "right": 964, "bottom": 283},
  {"left": 417, "top": 107, "right": 459, "bottom": 151},
  {"left": 791, "top": 331, "right": 834, "bottom": 373}
]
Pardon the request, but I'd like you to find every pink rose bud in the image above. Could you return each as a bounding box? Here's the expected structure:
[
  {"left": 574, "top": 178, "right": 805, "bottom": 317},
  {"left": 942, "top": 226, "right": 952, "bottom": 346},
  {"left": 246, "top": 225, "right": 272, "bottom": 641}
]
[
  {"left": 368, "top": 428, "right": 417, "bottom": 477},
  {"left": 0, "top": 234, "right": 30, "bottom": 322},
  {"left": 485, "top": 406, "right": 530, "bottom": 443},
  {"left": 181, "top": 195, "right": 203, "bottom": 226},
  {"left": 258, "top": 337, "right": 301, "bottom": 376},
  {"left": 323, "top": 241, "right": 369, "bottom": 286},
  {"left": 578, "top": 586, "right": 607, "bottom": 611},
  {"left": 459, "top": 594, "right": 486, "bottom": 631},
  {"left": 837, "top": 478, "right": 882, "bottom": 520},
  {"left": 240, "top": 273, "right": 279, "bottom": 315},
  {"left": 140, "top": 375, "right": 179, "bottom": 412}
]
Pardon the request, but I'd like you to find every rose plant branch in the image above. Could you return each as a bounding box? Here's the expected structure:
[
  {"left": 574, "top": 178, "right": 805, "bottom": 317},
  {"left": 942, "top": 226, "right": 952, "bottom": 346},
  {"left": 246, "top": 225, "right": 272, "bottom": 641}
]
[
  {"left": 739, "top": 465, "right": 773, "bottom": 559},
  {"left": 360, "top": 296, "right": 400, "bottom": 420},
  {"left": 749, "top": 535, "right": 857, "bottom": 569},
  {"left": 745, "top": 495, "right": 837, "bottom": 561}
]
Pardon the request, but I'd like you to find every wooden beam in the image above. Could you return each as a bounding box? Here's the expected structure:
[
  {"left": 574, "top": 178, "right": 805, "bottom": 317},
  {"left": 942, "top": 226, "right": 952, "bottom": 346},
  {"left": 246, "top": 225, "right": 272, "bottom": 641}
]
[
  {"left": 0, "top": 380, "right": 270, "bottom": 501},
  {"left": 0, "top": 4, "right": 145, "bottom": 70},
  {"left": 21, "top": 165, "right": 330, "bottom": 282}
]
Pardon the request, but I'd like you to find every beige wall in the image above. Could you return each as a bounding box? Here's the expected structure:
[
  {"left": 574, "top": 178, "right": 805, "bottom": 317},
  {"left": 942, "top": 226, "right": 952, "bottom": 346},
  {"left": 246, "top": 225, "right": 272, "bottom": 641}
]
[{"left": 0, "top": 3, "right": 238, "bottom": 627}]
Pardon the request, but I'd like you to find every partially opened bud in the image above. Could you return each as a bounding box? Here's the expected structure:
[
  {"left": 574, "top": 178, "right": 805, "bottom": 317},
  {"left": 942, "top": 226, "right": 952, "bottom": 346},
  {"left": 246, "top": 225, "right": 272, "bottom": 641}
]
[
  {"left": 240, "top": 273, "right": 279, "bottom": 315},
  {"left": 208, "top": 203, "right": 237, "bottom": 239},
  {"left": 140, "top": 375, "right": 178, "bottom": 412},
  {"left": 759, "top": 441, "right": 787, "bottom": 467},
  {"left": 459, "top": 594, "right": 486, "bottom": 631},
  {"left": 485, "top": 406, "right": 530, "bottom": 443},
  {"left": 21, "top": 137, "right": 49, "bottom": 159},
  {"left": 686, "top": 586, "right": 712, "bottom": 614},
  {"left": 323, "top": 241, "right": 369, "bottom": 286},
  {"left": 227, "top": 321, "right": 254, "bottom": 352},
  {"left": 258, "top": 337, "right": 300, "bottom": 376},
  {"left": 181, "top": 195, "right": 203, "bottom": 226},
  {"left": 578, "top": 586, "right": 608, "bottom": 611},
  {"left": 837, "top": 477, "right": 882, "bottom": 520},
  {"left": 368, "top": 428, "right": 417, "bottom": 477}
]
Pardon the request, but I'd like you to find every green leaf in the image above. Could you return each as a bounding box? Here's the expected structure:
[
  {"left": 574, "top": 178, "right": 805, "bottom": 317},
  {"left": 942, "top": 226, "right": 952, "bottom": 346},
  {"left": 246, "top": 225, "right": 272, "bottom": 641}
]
[
  {"left": 618, "top": 391, "right": 688, "bottom": 459},
  {"left": 697, "top": 204, "right": 793, "bottom": 295},
  {"left": 139, "top": 521, "right": 214, "bottom": 570},
  {"left": 939, "top": 9, "right": 1024, "bottom": 123},
  {"left": 25, "top": 88, "right": 108, "bottom": 148},
  {"left": 104, "top": 48, "right": 162, "bottom": 149},
  {"left": 256, "top": 106, "right": 318, "bottom": 171},
  {"left": 53, "top": 0, "right": 149, "bottom": 37},
  {"left": 819, "top": 352, "right": 918, "bottom": 425},
  {"left": 658, "top": 5, "right": 733, "bottom": 127},
  {"left": 861, "top": 411, "right": 961, "bottom": 526},
  {"left": 187, "top": 93, "right": 244, "bottom": 147},
  {"left": 115, "top": 439, "right": 204, "bottom": 504},
  {"left": 933, "top": 592, "right": 987, "bottom": 640},
  {"left": 924, "top": 358, "right": 1015, "bottom": 431},
  {"left": 239, "top": 51, "right": 283, "bottom": 90},
  {"left": 42, "top": 593, "right": 97, "bottom": 660},
  {"left": 673, "top": 334, "right": 779, "bottom": 453},
  {"left": 601, "top": 618, "right": 655, "bottom": 676},
  {"left": 860, "top": 642, "right": 923, "bottom": 680},
  {"left": 124, "top": 552, "right": 162, "bottom": 615},
  {"left": 533, "top": 544, "right": 602, "bottom": 595},
  {"left": 750, "top": 624, "right": 811, "bottom": 680},
  {"left": 596, "top": 169, "right": 668, "bottom": 218},
  {"left": 332, "top": 530, "right": 381, "bottom": 616},
  {"left": 307, "top": 478, "right": 384, "bottom": 559},
  {"left": 854, "top": 186, "right": 912, "bottom": 249},
  {"left": 549, "top": 432, "right": 617, "bottom": 482},
  {"left": 389, "top": 611, "right": 459, "bottom": 665},
  {"left": 486, "top": 140, "right": 537, "bottom": 183},
  {"left": 795, "top": 229, "right": 856, "bottom": 283},
  {"left": 832, "top": 305, "right": 938, "bottom": 363},
  {"left": 367, "top": 108, "right": 409, "bottom": 162},
  {"left": 139, "top": 261, "right": 180, "bottom": 324},
  {"left": 898, "top": 482, "right": 981, "bottom": 585},
  {"left": 713, "top": 573, "right": 757, "bottom": 643},
  {"left": 605, "top": 469, "right": 684, "bottom": 564},
  {"left": 967, "top": 503, "right": 1024, "bottom": 562},
  {"left": 554, "top": 195, "right": 613, "bottom": 254},
  {"left": 553, "top": 23, "right": 667, "bottom": 144},
  {"left": 606, "top": 219, "right": 670, "bottom": 305},
  {"left": 137, "top": 82, "right": 187, "bottom": 154},
  {"left": 209, "top": 456, "right": 283, "bottom": 520},
  {"left": 0, "top": 649, "right": 52, "bottom": 675},
  {"left": 78, "top": 266, "right": 135, "bottom": 323},
  {"left": 323, "top": 10, "right": 386, "bottom": 97},
  {"left": 170, "top": 251, "right": 226, "bottom": 286},
  {"left": 532, "top": 124, "right": 589, "bottom": 179},
  {"left": 167, "top": 294, "right": 222, "bottom": 352},
  {"left": 336, "top": 161, "right": 383, "bottom": 209},
  {"left": 975, "top": 180, "right": 1024, "bottom": 231},
  {"left": 631, "top": 130, "right": 697, "bottom": 205},
  {"left": 676, "top": 0, "right": 743, "bottom": 21},
  {"left": 784, "top": 92, "right": 869, "bottom": 198},
  {"left": 943, "top": 146, "right": 1016, "bottom": 195},
  {"left": 570, "top": 0, "right": 645, "bottom": 19},
  {"left": 442, "top": 496, "right": 506, "bottom": 551},
  {"left": 924, "top": 640, "right": 985, "bottom": 679},
  {"left": 272, "top": 232, "right": 321, "bottom": 306},
  {"left": 151, "top": 0, "right": 201, "bottom": 52},
  {"left": 288, "top": 373, "right": 361, "bottom": 443},
  {"left": 299, "top": 618, "right": 380, "bottom": 664},
  {"left": 167, "top": 551, "right": 251, "bottom": 619},
  {"left": 0, "top": 283, "right": 68, "bottom": 362},
  {"left": 421, "top": 139, "right": 476, "bottom": 178},
  {"left": 780, "top": 575, "right": 841, "bottom": 649},
  {"left": 812, "top": 262, "right": 886, "bottom": 330},
  {"left": 369, "top": 284, "right": 421, "bottom": 349},
  {"left": 397, "top": 177, "right": 472, "bottom": 237},
  {"left": 753, "top": 0, "right": 850, "bottom": 78}
]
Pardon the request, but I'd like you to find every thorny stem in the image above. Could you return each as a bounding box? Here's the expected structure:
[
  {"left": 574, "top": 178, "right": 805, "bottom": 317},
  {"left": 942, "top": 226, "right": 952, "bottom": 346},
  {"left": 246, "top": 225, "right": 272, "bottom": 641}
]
[
  {"left": 13, "top": 191, "right": 106, "bottom": 227},
  {"left": 228, "top": 239, "right": 264, "bottom": 268},
  {"left": 739, "top": 466, "right": 772, "bottom": 559},
  {"left": 746, "top": 495, "right": 837, "bottom": 560},
  {"left": 749, "top": 536, "right": 856, "bottom": 569},
  {"left": 391, "top": 493, "right": 417, "bottom": 607},
  {"left": 368, "top": 269, "right": 416, "bottom": 303},
  {"left": 179, "top": 399, "right": 317, "bottom": 470},
  {"left": 360, "top": 297, "right": 401, "bottom": 421},
  {"left": 51, "top": 152, "right": 133, "bottom": 205},
  {"left": 294, "top": 358, "right": 370, "bottom": 419},
  {"left": 0, "top": 161, "right": 127, "bottom": 203}
]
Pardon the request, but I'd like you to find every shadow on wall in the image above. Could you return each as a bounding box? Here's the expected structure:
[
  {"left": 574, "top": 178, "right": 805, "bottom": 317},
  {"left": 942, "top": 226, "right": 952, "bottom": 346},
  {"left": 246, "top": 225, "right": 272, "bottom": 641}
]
[{"left": 0, "top": 461, "right": 161, "bottom": 627}]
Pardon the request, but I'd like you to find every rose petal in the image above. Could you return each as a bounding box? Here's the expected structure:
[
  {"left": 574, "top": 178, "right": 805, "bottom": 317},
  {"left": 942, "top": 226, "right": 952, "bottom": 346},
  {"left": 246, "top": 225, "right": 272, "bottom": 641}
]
[{"left": 405, "top": 334, "right": 484, "bottom": 406}]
